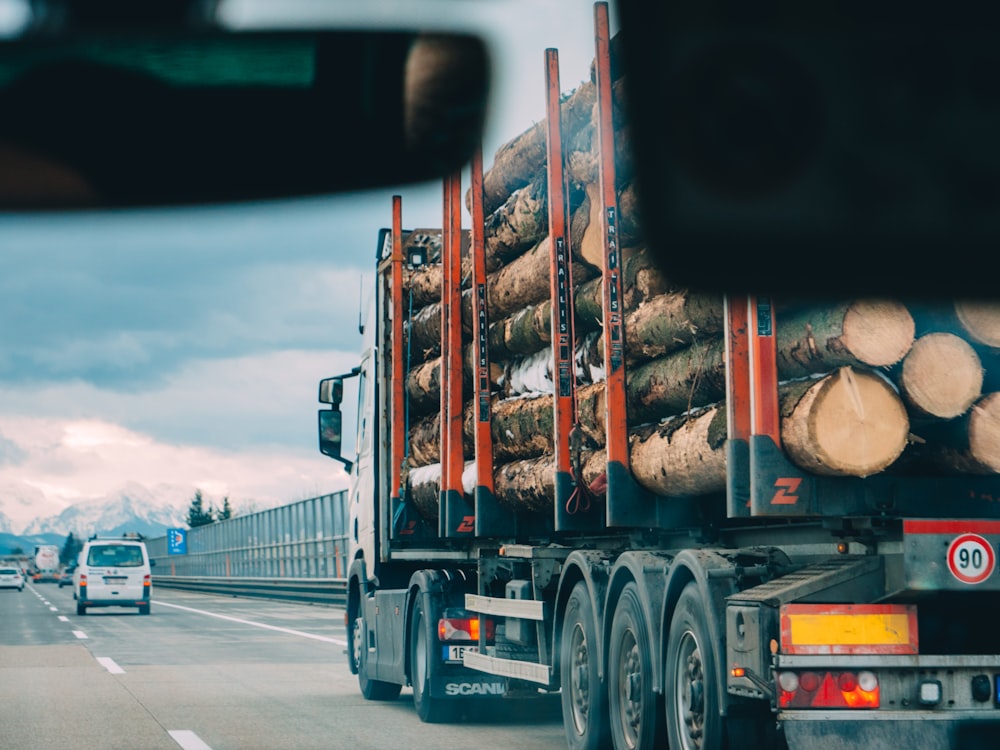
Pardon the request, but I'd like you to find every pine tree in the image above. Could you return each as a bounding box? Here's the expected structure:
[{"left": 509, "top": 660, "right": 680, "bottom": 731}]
[
  {"left": 185, "top": 489, "right": 215, "bottom": 528},
  {"left": 60, "top": 532, "right": 82, "bottom": 565},
  {"left": 217, "top": 496, "right": 233, "bottom": 521}
]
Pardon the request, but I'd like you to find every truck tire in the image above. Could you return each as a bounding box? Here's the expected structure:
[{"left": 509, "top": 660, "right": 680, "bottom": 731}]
[
  {"left": 410, "top": 596, "right": 457, "bottom": 723},
  {"left": 138, "top": 604, "right": 150, "bottom": 615},
  {"left": 561, "top": 581, "right": 610, "bottom": 750},
  {"left": 76, "top": 602, "right": 86, "bottom": 616},
  {"left": 665, "top": 582, "right": 723, "bottom": 750},
  {"left": 609, "top": 582, "right": 664, "bottom": 750},
  {"left": 353, "top": 608, "right": 402, "bottom": 701}
]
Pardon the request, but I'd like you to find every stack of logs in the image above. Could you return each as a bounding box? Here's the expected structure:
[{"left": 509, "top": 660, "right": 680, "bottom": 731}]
[{"left": 399, "top": 51, "right": 1000, "bottom": 521}]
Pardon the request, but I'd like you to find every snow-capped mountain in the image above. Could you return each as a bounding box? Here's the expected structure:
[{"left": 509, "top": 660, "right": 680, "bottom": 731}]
[{"left": 20, "top": 481, "right": 191, "bottom": 538}]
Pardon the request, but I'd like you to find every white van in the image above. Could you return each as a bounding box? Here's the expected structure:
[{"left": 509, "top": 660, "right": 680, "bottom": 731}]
[{"left": 74, "top": 536, "right": 154, "bottom": 615}]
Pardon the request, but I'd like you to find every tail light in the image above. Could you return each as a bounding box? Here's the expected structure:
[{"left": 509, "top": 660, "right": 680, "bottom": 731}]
[
  {"left": 778, "top": 670, "right": 879, "bottom": 709},
  {"left": 438, "top": 615, "right": 495, "bottom": 642},
  {"left": 79, "top": 574, "right": 87, "bottom": 585},
  {"left": 143, "top": 574, "right": 151, "bottom": 588}
]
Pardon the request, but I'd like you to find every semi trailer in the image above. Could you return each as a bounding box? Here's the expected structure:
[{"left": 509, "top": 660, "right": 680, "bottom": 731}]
[{"left": 318, "top": 4, "right": 1000, "bottom": 748}]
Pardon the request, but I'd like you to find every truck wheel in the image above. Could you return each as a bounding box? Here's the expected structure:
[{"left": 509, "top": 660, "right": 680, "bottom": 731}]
[
  {"left": 138, "top": 604, "right": 150, "bottom": 615},
  {"left": 665, "top": 582, "right": 723, "bottom": 750},
  {"left": 410, "top": 596, "right": 456, "bottom": 723},
  {"left": 561, "top": 581, "right": 610, "bottom": 750},
  {"left": 353, "top": 607, "right": 402, "bottom": 701},
  {"left": 609, "top": 582, "right": 664, "bottom": 750},
  {"left": 76, "top": 602, "right": 86, "bottom": 616}
]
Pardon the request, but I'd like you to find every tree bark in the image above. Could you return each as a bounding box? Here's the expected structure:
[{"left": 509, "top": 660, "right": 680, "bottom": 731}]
[
  {"left": 893, "top": 332, "right": 983, "bottom": 420},
  {"left": 628, "top": 405, "right": 728, "bottom": 496},
  {"left": 616, "top": 289, "right": 725, "bottom": 365},
  {"left": 780, "top": 367, "right": 910, "bottom": 477},
  {"left": 493, "top": 454, "right": 557, "bottom": 514},
  {"left": 482, "top": 173, "right": 548, "bottom": 272},
  {"left": 627, "top": 338, "right": 728, "bottom": 425},
  {"left": 776, "top": 299, "right": 915, "bottom": 378}
]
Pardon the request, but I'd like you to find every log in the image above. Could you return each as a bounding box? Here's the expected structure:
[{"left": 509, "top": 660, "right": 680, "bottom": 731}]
[
  {"left": 482, "top": 174, "right": 547, "bottom": 272},
  {"left": 615, "top": 289, "right": 725, "bottom": 365},
  {"left": 780, "top": 367, "right": 909, "bottom": 478},
  {"left": 904, "top": 392, "right": 1000, "bottom": 474},
  {"left": 627, "top": 338, "right": 727, "bottom": 425},
  {"left": 894, "top": 332, "right": 983, "bottom": 420},
  {"left": 409, "top": 381, "right": 606, "bottom": 466},
  {"left": 776, "top": 299, "right": 915, "bottom": 378},
  {"left": 489, "top": 244, "right": 669, "bottom": 359},
  {"left": 487, "top": 235, "right": 598, "bottom": 321},
  {"left": 475, "top": 80, "right": 598, "bottom": 215},
  {"left": 404, "top": 461, "right": 477, "bottom": 521},
  {"left": 493, "top": 454, "right": 556, "bottom": 514},
  {"left": 954, "top": 300, "right": 1000, "bottom": 349},
  {"left": 629, "top": 405, "right": 728, "bottom": 497},
  {"left": 405, "top": 347, "right": 502, "bottom": 417}
]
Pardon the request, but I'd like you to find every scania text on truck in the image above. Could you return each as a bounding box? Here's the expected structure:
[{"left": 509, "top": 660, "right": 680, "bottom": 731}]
[{"left": 318, "top": 5, "right": 1000, "bottom": 748}]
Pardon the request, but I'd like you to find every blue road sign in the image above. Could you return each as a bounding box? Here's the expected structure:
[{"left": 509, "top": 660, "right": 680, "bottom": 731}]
[{"left": 167, "top": 528, "right": 187, "bottom": 555}]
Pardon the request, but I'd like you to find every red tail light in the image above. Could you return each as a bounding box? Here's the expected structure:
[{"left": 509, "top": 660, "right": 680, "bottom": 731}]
[
  {"left": 438, "top": 616, "right": 495, "bottom": 642},
  {"left": 778, "top": 670, "right": 879, "bottom": 709},
  {"left": 143, "top": 574, "right": 151, "bottom": 587}
]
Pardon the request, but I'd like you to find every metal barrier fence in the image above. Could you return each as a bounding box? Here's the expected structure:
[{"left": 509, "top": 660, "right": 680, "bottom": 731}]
[{"left": 147, "top": 491, "right": 349, "bottom": 605}]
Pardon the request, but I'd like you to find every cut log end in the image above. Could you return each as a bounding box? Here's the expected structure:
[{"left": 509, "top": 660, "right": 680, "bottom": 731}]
[
  {"left": 782, "top": 367, "right": 909, "bottom": 477},
  {"left": 841, "top": 299, "right": 916, "bottom": 367},
  {"left": 955, "top": 300, "right": 1000, "bottom": 349},
  {"left": 901, "top": 332, "right": 983, "bottom": 419}
]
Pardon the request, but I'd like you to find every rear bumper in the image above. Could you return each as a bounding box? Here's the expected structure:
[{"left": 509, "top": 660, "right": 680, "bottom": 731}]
[{"left": 782, "top": 710, "right": 1000, "bottom": 750}]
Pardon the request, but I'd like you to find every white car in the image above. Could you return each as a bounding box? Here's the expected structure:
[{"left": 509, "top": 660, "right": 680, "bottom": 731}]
[
  {"left": 0, "top": 566, "right": 24, "bottom": 592},
  {"left": 75, "top": 538, "right": 154, "bottom": 616}
]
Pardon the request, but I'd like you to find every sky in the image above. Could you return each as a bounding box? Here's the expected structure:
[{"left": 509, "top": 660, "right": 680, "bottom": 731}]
[{"left": 0, "top": 1, "right": 619, "bottom": 532}]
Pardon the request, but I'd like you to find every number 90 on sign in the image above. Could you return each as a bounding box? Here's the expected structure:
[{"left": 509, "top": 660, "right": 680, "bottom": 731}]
[{"left": 947, "top": 534, "right": 996, "bottom": 585}]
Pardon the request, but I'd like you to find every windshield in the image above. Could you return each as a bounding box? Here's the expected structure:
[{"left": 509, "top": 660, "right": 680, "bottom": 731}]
[{"left": 86, "top": 545, "right": 145, "bottom": 567}]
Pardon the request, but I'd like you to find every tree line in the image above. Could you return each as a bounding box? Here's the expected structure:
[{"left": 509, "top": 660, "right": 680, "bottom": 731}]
[{"left": 185, "top": 489, "right": 234, "bottom": 528}]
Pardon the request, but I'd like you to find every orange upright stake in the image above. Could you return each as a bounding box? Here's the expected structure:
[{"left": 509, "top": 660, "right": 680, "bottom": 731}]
[
  {"left": 469, "top": 144, "right": 512, "bottom": 534},
  {"left": 544, "top": 48, "right": 584, "bottom": 532},
  {"left": 594, "top": 1, "right": 650, "bottom": 527},
  {"left": 724, "top": 294, "right": 752, "bottom": 518},
  {"left": 390, "top": 196, "right": 406, "bottom": 513},
  {"left": 442, "top": 170, "right": 473, "bottom": 537}
]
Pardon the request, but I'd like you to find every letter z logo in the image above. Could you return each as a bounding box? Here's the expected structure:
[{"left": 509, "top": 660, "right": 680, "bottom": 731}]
[
  {"left": 455, "top": 516, "right": 475, "bottom": 534},
  {"left": 770, "top": 477, "right": 802, "bottom": 505}
]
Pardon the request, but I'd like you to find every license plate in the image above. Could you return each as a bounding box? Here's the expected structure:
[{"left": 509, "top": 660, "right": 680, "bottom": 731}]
[
  {"left": 443, "top": 645, "right": 479, "bottom": 662},
  {"left": 104, "top": 577, "right": 127, "bottom": 584}
]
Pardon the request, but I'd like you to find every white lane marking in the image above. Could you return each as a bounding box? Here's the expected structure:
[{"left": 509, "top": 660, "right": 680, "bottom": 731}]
[
  {"left": 168, "top": 729, "right": 214, "bottom": 750},
  {"left": 72, "top": 630, "right": 88, "bottom": 639},
  {"left": 153, "top": 601, "right": 347, "bottom": 646},
  {"left": 49, "top": 606, "right": 58, "bottom": 611},
  {"left": 58, "top": 616, "right": 69, "bottom": 622},
  {"left": 96, "top": 657, "right": 125, "bottom": 674}
]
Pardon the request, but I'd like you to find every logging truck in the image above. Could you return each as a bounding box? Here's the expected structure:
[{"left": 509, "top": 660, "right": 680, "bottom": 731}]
[{"left": 317, "top": 5, "right": 1000, "bottom": 748}]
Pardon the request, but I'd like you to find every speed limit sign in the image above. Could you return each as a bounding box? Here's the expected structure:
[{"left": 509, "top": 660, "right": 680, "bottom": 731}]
[{"left": 947, "top": 534, "right": 996, "bottom": 585}]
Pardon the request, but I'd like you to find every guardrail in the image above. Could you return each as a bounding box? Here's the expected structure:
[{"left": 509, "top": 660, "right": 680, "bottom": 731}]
[{"left": 153, "top": 575, "right": 347, "bottom": 607}]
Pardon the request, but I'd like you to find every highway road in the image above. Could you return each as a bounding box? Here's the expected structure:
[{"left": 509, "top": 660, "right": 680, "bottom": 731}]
[{"left": 0, "top": 582, "right": 563, "bottom": 750}]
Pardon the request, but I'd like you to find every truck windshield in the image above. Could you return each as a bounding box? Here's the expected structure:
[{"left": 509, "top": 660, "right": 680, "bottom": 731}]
[{"left": 87, "top": 545, "right": 144, "bottom": 567}]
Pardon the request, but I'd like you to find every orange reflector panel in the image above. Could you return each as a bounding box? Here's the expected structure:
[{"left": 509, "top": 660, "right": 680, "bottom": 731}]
[{"left": 780, "top": 604, "right": 918, "bottom": 655}]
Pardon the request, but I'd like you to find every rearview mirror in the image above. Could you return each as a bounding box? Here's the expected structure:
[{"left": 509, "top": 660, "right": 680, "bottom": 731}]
[
  {"left": 0, "top": 27, "right": 489, "bottom": 209},
  {"left": 318, "top": 408, "right": 351, "bottom": 471}
]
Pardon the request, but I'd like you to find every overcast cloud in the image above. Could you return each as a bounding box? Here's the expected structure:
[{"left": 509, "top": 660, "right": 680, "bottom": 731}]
[{"left": 0, "top": 1, "right": 615, "bottom": 532}]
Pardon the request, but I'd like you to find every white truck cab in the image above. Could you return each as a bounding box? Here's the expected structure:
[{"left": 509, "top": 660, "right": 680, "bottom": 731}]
[{"left": 74, "top": 535, "right": 154, "bottom": 616}]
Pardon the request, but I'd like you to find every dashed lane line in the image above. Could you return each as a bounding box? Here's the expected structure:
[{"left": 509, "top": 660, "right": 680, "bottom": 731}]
[
  {"left": 168, "top": 730, "right": 214, "bottom": 750},
  {"left": 96, "top": 656, "right": 125, "bottom": 674}
]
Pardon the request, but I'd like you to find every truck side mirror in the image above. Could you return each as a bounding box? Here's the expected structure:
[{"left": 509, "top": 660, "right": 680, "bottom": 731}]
[
  {"left": 318, "top": 377, "right": 344, "bottom": 406},
  {"left": 318, "top": 408, "right": 353, "bottom": 472}
]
